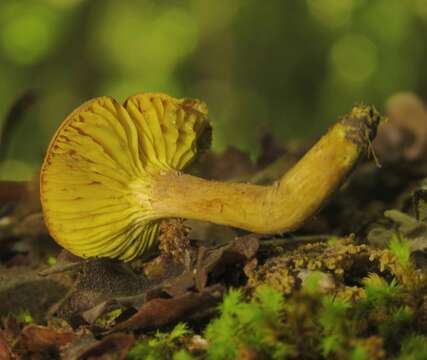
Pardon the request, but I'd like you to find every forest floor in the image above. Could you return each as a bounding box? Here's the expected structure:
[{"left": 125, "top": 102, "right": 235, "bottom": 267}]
[{"left": 0, "top": 93, "right": 427, "bottom": 359}]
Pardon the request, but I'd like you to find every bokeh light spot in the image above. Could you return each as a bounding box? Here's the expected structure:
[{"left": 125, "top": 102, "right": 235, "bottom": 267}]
[
  {"left": 414, "top": 0, "right": 427, "bottom": 20},
  {"left": 93, "top": 2, "right": 199, "bottom": 81},
  {"left": 330, "top": 34, "right": 378, "bottom": 84},
  {"left": 307, "top": 0, "right": 354, "bottom": 28},
  {"left": 364, "top": 0, "right": 410, "bottom": 44},
  {"left": 0, "top": 4, "right": 59, "bottom": 66}
]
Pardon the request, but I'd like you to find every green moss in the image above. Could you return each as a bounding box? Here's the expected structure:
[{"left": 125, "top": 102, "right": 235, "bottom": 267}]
[
  {"left": 127, "top": 323, "right": 191, "bottom": 360},
  {"left": 47, "top": 256, "right": 57, "bottom": 266},
  {"left": 388, "top": 235, "right": 411, "bottom": 266},
  {"left": 15, "top": 309, "right": 33, "bottom": 324},
  {"left": 396, "top": 335, "right": 427, "bottom": 360},
  {"left": 327, "top": 235, "right": 341, "bottom": 247},
  {"left": 205, "top": 286, "right": 294, "bottom": 360},
  {"left": 125, "top": 235, "right": 426, "bottom": 359},
  {"left": 173, "top": 350, "right": 196, "bottom": 360},
  {"left": 198, "top": 236, "right": 426, "bottom": 360},
  {"left": 95, "top": 308, "right": 124, "bottom": 328}
]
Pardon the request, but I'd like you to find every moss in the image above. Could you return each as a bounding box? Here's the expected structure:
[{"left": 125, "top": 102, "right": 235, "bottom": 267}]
[
  {"left": 191, "top": 233, "right": 426, "bottom": 359},
  {"left": 197, "top": 276, "right": 425, "bottom": 359},
  {"left": 124, "top": 231, "right": 426, "bottom": 359},
  {"left": 47, "top": 256, "right": 57, "bottom": 266},
  {"left": 15, "top": 309, "right": 34, "bottom": 324},
  {"left": 204, "top": 286, "right": 294, "bottom": 360},
  {"left": 95, "top": 308, "right": 123, "bottom": 328},
  {"left": 396, "top": 335, "right": 427, "bottom": 360},
  {"left": 127, "top": 323, "right": 191, "bottom": 360}
]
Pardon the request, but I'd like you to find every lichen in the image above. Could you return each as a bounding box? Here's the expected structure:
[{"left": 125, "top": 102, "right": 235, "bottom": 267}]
[{"left": 245, "top": 236, "right": 380, "bottom": 297}]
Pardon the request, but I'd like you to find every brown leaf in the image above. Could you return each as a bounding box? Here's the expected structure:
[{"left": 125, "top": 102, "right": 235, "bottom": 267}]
[
  {"left": 0, "top": 332, "right": 12, "bottom": 360},
  {"left": 0, "top": 182, "right": 28, "bottom": 204},
  {"left": 81, "top": 300, "right": 120, "bottom": 325},
  {"left": 1, "top": 316, "right": 20, "bottom": 340},
  {"left": 387, "top": 93, "right": 427, "bottom": 161},
  {"left": 228, "top": 235, "right": 260, "bottom": 259},
  {"left": 62, "top": 237, "right": 257, "bottom": 329},
  {"left": 112, "top": 285, "right": 223, "bottom": 331},
  {"left": 195, "top": 235, "right": 260, "bottom": 290},
  {"left": 142, "top": 255, "right": 184, "bottom": 283},
  {"left": 376, "top": 92, "right": 427, "bottom": 162},
  {"left": 148, "top": 235, "right": 259, "bottom": 296},
  {"left": 195, "top": 247, "right": 208, "bottom": 292},
  {"left": 155, "top": 271, "right": 195, "bottom": 298},
  {"left": 20, "top": 324, "right": 75, "bottom": 353},
  {"left": 62, "top": 333, "right": 134, "bottom": 360}
]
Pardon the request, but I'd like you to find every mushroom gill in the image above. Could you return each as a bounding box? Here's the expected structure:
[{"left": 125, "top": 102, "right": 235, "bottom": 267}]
[{"left": 41, "top": 93, "right": 210, "bottom": 261}]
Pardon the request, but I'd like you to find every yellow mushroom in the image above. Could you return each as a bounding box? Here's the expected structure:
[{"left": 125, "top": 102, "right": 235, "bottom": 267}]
[{"left": 40, "top": 93, "right": 382, "bottom": 261}]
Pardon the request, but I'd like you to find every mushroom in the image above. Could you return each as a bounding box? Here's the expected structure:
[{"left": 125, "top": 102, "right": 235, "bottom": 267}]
[{"left": 40, "top": 93, "right": 382, "bottom": 261}]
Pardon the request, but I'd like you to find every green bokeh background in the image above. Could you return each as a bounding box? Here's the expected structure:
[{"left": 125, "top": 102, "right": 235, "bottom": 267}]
[{"left": 0, "top": 0, "right": 426, "bottom": 180}]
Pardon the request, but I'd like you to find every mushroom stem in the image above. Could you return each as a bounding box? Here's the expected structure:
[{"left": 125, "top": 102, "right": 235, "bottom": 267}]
[{"left": 150, "top": 105, "right": 382, "bottom": 234}]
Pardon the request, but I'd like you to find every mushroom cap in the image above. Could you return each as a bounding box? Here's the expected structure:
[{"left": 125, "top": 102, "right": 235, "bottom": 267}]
[{"left": 40, "top": 93, "right": 211, "bottom": 261}]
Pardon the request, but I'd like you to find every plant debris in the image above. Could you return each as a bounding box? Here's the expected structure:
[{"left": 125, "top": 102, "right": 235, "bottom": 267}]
[
  {"left": 112, "top": 285, "right": 224, "bottom": 332},
  {"left": 62, "top": 333, "right": 134, "bottom": 360}
]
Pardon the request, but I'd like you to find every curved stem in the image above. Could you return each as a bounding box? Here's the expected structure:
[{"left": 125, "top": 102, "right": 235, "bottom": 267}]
[{"left": 150, "top": 105, "right": 382, "bottom": 234}]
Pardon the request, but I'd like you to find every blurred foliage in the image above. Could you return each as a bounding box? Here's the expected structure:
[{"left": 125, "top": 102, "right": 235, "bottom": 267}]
[{"left": 0, "top": 0, "right": 427, "bottom": 180}]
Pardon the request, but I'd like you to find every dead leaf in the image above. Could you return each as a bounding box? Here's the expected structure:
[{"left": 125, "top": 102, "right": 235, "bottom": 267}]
[
  {"left": 81, "top": 300, "right": 121, "bottom": 326},
  {"left": 1, "top": 316, "right": 19, "bottom": 344},
  {"left": 62, "top": 333, "right": 134, "bottom": 360},
  {"left": 112, "top": 285, "right": 224, "bottom": 332},
  {"left": 367, "top": 208, "right": 427, "bottom": 253},
  {"left": 146, "top": 235, "right": 259, "bottom": 297},
  {"left": 58, "top": 236, "right": 258, "bottom": 329},
  {"left": 20, "top": 324, "right": 75, "bottom": 352},
  {"left": 0, "top": 332, "right": 12, "bottom": 360},
  {"left": 376, "top": 92, "right": 427, "bottom": 162},
  {"left": 387, "top": 93, "right": 427, "bottom": 161},
  {"left": 155, "top": 271, "right": 195, "bottom": 298},
  {"left": 142, "top": 253, "right": 185, "bottom": 283}
]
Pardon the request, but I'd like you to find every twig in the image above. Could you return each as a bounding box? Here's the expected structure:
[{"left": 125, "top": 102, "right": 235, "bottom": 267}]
[
  {"left": 260, "top": 234, "right": 333, "bottom": 247},
  {"left": 38, "top": 261, "right": 85, "bottom": 276}
]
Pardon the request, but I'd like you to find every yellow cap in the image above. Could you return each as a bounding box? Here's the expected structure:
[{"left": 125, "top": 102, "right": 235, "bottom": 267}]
[{"left": 40, "top": 93, "right": 210, "bottom": 261}]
